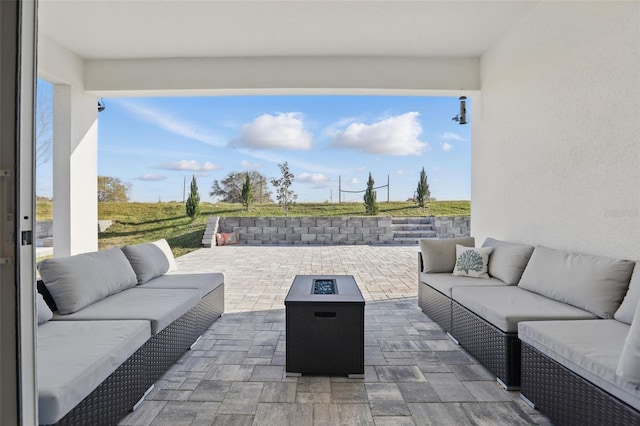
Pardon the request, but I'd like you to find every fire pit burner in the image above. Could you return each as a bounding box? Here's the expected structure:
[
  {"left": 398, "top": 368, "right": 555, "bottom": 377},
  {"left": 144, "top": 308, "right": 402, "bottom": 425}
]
[{"left": 313, "top": 279, "right": 337, "bottom": 294}]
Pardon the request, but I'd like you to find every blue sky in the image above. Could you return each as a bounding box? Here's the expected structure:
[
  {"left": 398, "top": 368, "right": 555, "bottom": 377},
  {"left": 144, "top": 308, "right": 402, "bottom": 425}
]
[{"left": 37, "top": 83, "right": 471, "bottom": 203}]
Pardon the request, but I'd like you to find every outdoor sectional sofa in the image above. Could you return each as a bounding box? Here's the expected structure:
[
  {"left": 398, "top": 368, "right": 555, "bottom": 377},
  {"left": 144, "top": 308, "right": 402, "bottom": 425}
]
[
  {"left": 36, "top": 239, "right": 224, "bottom": 425},
  {"left": 418, "top": 237, "right": 640, "bottom": 425}
]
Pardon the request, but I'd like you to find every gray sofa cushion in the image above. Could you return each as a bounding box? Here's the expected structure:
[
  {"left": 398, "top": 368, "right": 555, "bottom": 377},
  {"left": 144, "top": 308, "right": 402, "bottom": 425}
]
[
  {"left": 519, "top": 320, "right": 640, "bottom": 411},
  {"left": 452, "top": 286, "right": 597, "bottom": 333},
  {"left": 139, "top": 272, "right": 224, "bottom": 297},
  {"left": 52, "top": 288, "right": 200, "bottom": 335},
  {"left": 420, "top": 272, "right": 506, "bottom": 298},
  {"left": 482, "top": 238, "right": 534, "bottom": 285},
  {"left": 37, "top": 292, "right": 53, "bottom": 324},
  {"left": 38, "top": 320, "right": 151, "bottom": 425},
  {"left": 38, "top": 248, "right": 138, "bottom": 314},
  {"left": 121, "top": 242, "right": 170, "bottom": 284},
  {"left": 615, "top": 262, "right": 640, "bottom": 325},
  {"left": 419, "top": 237, "right": 475, "bottom": 273},
  {"left": 152, "top": 239, "right": 178, "bottom": 272},
  {"left": 518, "top": 246, "right": 635, "bottom": 319}
]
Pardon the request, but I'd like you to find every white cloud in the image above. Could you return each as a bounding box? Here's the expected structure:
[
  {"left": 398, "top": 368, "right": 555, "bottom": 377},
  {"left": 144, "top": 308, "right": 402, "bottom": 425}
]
[
  {"left": 236, "top": 148, "right": 340, "bottom": 174},
  {"left": 298, "top": 172, "right": 330, "bottom": 185},
  {"left": 137, "top": 174, "right": 166, "bottom": 181},
  {"left": 114, "top": 99, "right": 225, "bottom": 147},
  {"left": 350, "top": 178, "right": 360, "bottom": 185},
  {"left": 233, "top": 113, "right": 313, "bottom": 150},
  {"left": 396, "top": 169, "right": 404, "bottom": 175},
  {"left": 329, "top": 112, "right": 428, "bottom": 156},
  {"left": 441, "top": 142, "right": 453, "bottom": 152},
  {"left": 156, "top": 160, "right": 221, "bottom": 171},
  {"left": 441, "top": 132, "right": 465, "bottom": 142},
  {"left": 239, "top": 160, "right": 261, "bottom": 170},
  {"left": 356, "top": 167, "right": 367, "bottom": 173}
]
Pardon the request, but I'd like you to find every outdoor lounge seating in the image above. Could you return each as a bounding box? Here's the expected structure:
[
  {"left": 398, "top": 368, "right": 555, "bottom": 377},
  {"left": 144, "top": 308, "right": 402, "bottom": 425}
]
[
  {"left": 36, "top": 240, "right": 224, "bottom": 425},
  {"left": 418, "top": 237, "right": 640, "bottom": 424}
]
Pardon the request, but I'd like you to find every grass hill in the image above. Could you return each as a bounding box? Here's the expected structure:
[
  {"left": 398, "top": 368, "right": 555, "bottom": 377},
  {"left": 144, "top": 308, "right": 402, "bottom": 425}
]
[{"left": 37, "top": 200, "right": 470, "bottom": 257}]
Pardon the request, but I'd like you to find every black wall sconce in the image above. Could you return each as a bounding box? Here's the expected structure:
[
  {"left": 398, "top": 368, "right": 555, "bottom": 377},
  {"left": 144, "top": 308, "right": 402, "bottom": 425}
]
[
  {"left": 97, "top": 99, "right": 106, "bottom": 113},
  {"left": 452, "top": 96, "right": 467, "bottom": 125}
]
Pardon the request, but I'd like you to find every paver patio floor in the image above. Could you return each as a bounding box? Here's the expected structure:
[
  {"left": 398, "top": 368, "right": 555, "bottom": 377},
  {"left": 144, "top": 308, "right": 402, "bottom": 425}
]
[{"left": 119, "top": 246, "right": 551, "bottom": 425}]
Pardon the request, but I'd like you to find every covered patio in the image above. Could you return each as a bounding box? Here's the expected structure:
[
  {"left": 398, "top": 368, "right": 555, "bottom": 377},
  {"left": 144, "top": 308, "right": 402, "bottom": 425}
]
[{"left": 119, "top": 245, "right": 550, "bottom": 425}]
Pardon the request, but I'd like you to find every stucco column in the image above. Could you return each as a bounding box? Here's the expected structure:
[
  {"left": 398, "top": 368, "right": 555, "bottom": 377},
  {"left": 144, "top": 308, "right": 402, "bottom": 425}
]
[{"left": 52, "top": 84, "right": 98, "bottom": 256}]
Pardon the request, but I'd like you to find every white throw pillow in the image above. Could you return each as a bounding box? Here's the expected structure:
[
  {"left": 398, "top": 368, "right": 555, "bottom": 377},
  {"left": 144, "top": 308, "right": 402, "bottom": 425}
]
[
  {"left": 617, "top": 299, "right": 640, "bottom": 383},
  {"left": 452, "top": 245, "right": 493, "bottom": 278},
  {"left": 152, "top": 239, "right": 177, "bottom": 272}
]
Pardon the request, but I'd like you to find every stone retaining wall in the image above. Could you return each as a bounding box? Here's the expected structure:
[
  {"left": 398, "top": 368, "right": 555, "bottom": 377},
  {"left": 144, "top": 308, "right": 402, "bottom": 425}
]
[
  {"left": 219, "top": 217, "right": 393, "bottom": 245},
  {"left": 217, "top": 216, "right": 470, "bottom": 245},
  {"left": 434, "top": 216, "right": 471, "bottom": 239}
]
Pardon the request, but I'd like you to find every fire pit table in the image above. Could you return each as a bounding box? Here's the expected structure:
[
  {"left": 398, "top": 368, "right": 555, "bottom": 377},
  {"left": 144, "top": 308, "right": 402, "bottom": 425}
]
[{"left": 285, "top": 275, "right": 365, "bottom": 378}]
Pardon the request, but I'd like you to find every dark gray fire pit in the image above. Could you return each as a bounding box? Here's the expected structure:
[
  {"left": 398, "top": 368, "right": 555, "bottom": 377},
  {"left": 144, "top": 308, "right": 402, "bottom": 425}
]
[{"left": 285, "top": 275, "right": 365, "bottom": 378}]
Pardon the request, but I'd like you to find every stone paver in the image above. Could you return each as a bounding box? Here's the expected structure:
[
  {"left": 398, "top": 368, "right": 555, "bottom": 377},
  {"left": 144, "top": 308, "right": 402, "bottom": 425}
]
[{"left": 119, "top": 245, "right": 549, "bottom": 425}]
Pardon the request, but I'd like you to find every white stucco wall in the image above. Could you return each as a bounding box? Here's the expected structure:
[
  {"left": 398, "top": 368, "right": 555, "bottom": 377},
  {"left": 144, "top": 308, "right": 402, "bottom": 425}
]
[
  {"left": 472, "top": 2, "right": 640, "bottom": 259},
  {"left": 40, "top": 36, "right": 98, "bottom": 255}
]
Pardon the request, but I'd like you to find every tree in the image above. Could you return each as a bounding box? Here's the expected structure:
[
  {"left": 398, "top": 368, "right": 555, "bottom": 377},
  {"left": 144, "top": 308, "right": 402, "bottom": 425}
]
[
  {"left": 270, "top": 162, "right": 297, "bottom": 216},
  {"left": 185, "top": 175, "right": 201, "bottom": 219},
  {"left": 241, "top": 172, "right": 253, "bottom": 211},
  {"left": 98, "top": 176, "right": 130, "bottom": 202},
  {"left": 363, "top": 172, "right": 379, "bottom": 215},
  {"left": 415, "top": 167, "right": 431, "bottom": 208},
  {"left": 36, "top": 83, "right": 53, "bottom": 167},
  {"left": 210, "top": 171, "right": 272, "bottom": 203}
]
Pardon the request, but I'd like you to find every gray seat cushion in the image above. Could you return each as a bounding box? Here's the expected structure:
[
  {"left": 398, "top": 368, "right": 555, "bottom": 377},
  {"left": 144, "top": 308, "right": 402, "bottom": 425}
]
[
  {"left": 615, "top": 262, "right": 640, "bottom": 325},
  {"left": 452, "top": 286, "right": 597, "bottom": 332},
  {"left": 38, "top": 247, "right": 138, "bottom": 314},
  {"left": 518, "top": 246, "right": 635, "bottom": 319},
  {"left": 481, "top": 238, "right": 534, "bottom": 285},
  {"left": 420, "top": 272, "right": 506, "bottom": 298},
  {"left": 52, "top": 288, "right": 200, "bottom": 335},
  {"left": 139, "top": 272, "right": 224, "bottom": 297},
  {"left": 38, "top": 320, "right": 150, "bottom": 425},
  {"left": 518, "top": 320, "right": 640, "bottom": 411}
]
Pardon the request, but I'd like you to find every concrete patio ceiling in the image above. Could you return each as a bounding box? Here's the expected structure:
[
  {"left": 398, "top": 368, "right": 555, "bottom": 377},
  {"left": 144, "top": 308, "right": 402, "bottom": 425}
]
[{"left": 39, "top": 0, "right": 538, "bottom": 60}]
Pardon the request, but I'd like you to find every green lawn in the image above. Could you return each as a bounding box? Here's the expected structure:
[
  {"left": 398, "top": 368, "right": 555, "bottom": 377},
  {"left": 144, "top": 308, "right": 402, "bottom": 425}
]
[{"left": 37, "top": 200, "right": 470, "bottom": 257}]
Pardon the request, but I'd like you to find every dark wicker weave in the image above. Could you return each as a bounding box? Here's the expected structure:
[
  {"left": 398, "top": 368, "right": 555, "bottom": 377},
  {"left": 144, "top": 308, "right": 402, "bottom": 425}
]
[
  {"left": 521, "top": 343, "right": 640, "bottom": 426},
  {"left": 52, "top": 346, "right": 146, "bottom": 426},
  {"left": 145, "top": 309, "right": 198, "bottom": 385},
  {"left": 419, "top": 283, "right": 453, "bottom": 332},
  {"left": 196, "top": 285, "right": 224, "bottom": 336},
  {"left": 451, "top": 301, "right": 521, "bottom": 389}
]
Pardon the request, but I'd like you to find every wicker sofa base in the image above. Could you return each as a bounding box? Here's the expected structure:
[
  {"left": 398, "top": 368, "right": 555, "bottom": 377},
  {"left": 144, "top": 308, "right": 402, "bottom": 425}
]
[
  {"left": 51, "top": 288, "right": 224, "bottom": 426},
  {"left": 521, "top": 343, "right": 640, "bottom": 426},
  {"left": 196, "top": 285, "right": 224, "bottom": 336},
  {"left": 451, "top": 301, "right": 521, "bottom": 389},
  {"left": 419, "top": 283, "right": 452, "bottom": 332},
  {"left": 52, "top": 346, "right": 147, "bottom": 426}
]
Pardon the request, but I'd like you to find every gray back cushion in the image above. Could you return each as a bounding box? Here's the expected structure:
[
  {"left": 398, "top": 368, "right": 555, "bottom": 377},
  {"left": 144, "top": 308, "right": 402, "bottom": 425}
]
[
  {"left": 482, "top": 238, "right": 535, "bottom": 285},
  {"left": 36, "top": 292, "right": 53, "bottom": 324},
  {"left": 38, "top": 248, "right": 138, "bottom": 314},
  {"left": 615, "top": 262, "right": 640, "bottom": 324},
  {"left": 518, "top": 246, "right": 635, "bottom": 318},
  {"left": 419, "top": 237, "right": 475, "bottom": 273},
  {"left": 121, "top": 243, "right": 170, "bottom": 284}
]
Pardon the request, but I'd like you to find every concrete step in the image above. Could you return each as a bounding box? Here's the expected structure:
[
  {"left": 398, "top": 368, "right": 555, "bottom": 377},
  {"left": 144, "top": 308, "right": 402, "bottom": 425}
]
[
  {"left": 389, "top": 237, "right": 425, "bottom": 244},
  {"left": 391, "top": 224, "right": 435, "bottom": 231},
  {"left": 391, "top": 217, "right": 434, "bottom": 225},
  {"left": 393, "top": 231, "right": 437, "bottom": 238}
]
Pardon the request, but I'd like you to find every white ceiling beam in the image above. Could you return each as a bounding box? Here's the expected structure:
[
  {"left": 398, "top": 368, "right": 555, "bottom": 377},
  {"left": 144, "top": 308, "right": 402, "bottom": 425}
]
[{"left": 84, "top": 56, "right": 479, "bottom": 97}]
